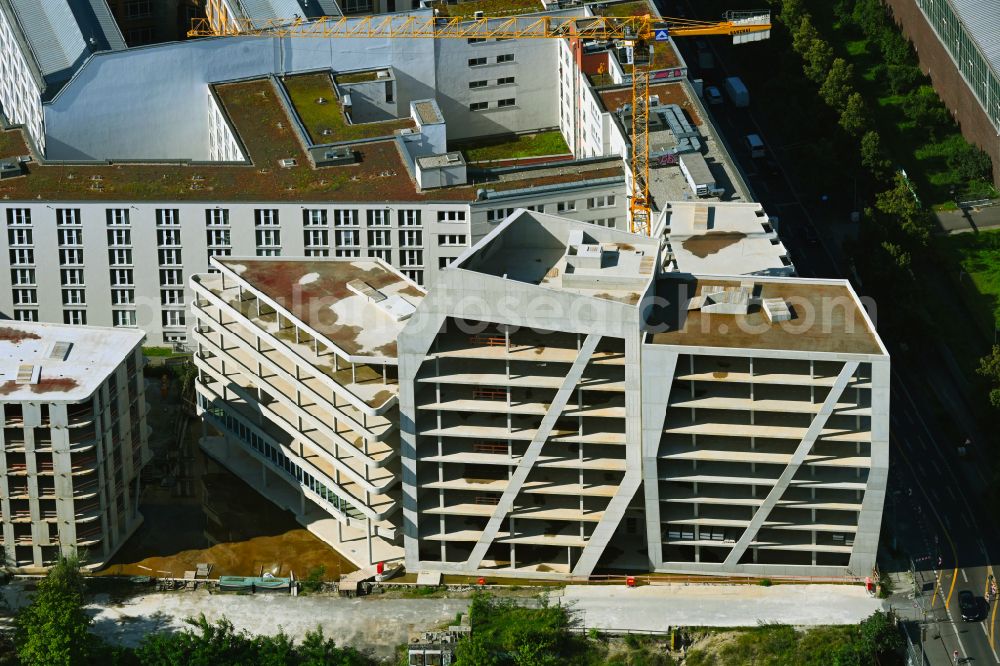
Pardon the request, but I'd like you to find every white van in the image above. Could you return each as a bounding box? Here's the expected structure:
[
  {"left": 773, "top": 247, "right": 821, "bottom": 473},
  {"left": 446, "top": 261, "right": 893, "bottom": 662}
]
[{"left": 745, "top": 133, "right": 766, "bottom": 159}]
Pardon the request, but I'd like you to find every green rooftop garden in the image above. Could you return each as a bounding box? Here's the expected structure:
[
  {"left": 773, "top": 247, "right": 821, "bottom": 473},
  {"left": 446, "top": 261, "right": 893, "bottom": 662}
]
[
  {"left": 282, "top": 73, "right": 412, "bottom": 145},
  {"left": 431, "top": 0, "right": 542, "bottom": 20},
  {"left": 452, "top": 130, "right": 570, "bottom": 163},
  {"left": 335, "top": 70, "right": 382, "bottom": 85}
]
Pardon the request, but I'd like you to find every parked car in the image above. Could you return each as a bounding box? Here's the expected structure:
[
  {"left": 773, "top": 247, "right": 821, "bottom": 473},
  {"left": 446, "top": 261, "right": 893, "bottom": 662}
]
[
  {"left": 705, "top": 86, "right": 723, "bottom": 106},
  {"left": 959, "top": 590, "right": 978, "bottom": 621}
]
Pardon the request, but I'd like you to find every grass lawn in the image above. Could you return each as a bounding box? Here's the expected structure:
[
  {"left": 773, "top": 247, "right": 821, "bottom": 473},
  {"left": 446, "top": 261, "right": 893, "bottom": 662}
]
[
  {"left": 455, "top": 130, "right": 570, "bottom": 162},
  {"left": 942, "top": 228, "right": 1000, "bottom": 333},
  {"left": 432, "top": 0, "right": 541, "bottom": 19}
]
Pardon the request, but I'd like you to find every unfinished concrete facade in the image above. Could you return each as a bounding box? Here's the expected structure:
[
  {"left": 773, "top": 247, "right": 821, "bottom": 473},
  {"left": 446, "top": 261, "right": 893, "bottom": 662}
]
[
  {"left": 0, "top": 321, "right": 149, "bottom": 571},
  {"left": 189, "top": 256, "right": 425, "bottom": 565},
  {"left": 397, "top": 211, "right": 888, "bottom": 579}
]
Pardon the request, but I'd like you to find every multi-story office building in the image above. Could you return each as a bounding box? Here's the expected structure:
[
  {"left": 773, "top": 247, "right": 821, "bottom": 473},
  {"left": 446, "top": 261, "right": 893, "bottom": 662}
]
[
  {"left": 190, "top": 256, "right": 423, "bottom": 564},
  {"left": 0, "top": 0, "right": 771, "bottom": 348},
  {"left": 397, "top": 210, "right": 887, "bottom": 578},
  {"left": 0, "top": 321, "right": 149, "bottom": 571},
  {"left": 885, "top": 0, "right": 1000, "bottom": 187},
  {"left": 191, "top": 209, "right": 886, "bottom": 577},
  {"left": 106, "top": 0, "right": 203, "bottom": 46}
]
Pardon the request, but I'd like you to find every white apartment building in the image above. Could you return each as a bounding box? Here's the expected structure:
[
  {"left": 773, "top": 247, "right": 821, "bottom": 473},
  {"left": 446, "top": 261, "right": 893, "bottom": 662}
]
[
  {"left": 0, "top": 0, "right": 126, "bottom": 155},
  {"left": 0, "top": 321, "right": 149, "bottom": 571}
]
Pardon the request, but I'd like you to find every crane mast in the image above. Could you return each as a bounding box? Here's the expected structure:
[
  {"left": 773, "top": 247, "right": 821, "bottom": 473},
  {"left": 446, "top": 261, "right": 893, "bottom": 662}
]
[{"left": 189, "top": 10, "right": 770, "bottom": 236}]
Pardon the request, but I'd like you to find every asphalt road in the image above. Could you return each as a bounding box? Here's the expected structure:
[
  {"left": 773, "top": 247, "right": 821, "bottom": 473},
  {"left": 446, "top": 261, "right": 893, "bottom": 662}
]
[{"left": 664, "top": 5, "right": 1000, "bottom": 662}]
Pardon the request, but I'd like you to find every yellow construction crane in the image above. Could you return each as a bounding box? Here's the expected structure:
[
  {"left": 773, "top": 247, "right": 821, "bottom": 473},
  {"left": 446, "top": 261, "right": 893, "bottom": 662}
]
[{"left": 189, "top": 10, "right": 770, "bottom": 235}]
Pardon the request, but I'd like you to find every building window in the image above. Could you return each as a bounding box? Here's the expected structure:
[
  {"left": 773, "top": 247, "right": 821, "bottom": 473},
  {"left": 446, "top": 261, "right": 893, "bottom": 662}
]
[
  {"left": 255, "top": 228, "right": 281, "bottom": 248},
  {"left": 62, "top": 289, "right": 86, "bottom": 306},
  {"left": 156, "top": 209, "right": 179, "bottom": 226},
  {"left": 113, "top": 310, "right": 137, "bottom": 327},
  {"left": 436, "top": 210, "right": 465, "bottom": 223},
  {"left": 496, "top": 53, "right": 514, "bottom": 63},
  {"left": 163, "top": 311, "right": 186, "bottom": 327},
  {"left": 438, "top": 234, "right": 467, "bottom": 246},
  {"left": 7, "top": 228, "right": 32, "bottom": 246},
  {"left": 56, "top": 209, "right": 80, "bottom": 226},
  {"left": 12, "top": 289, "right": 37, "bottom": 305},
  {"left": 207, "top": 229, "right": 231, "bottom": 246},
  {"left": 497, "top": 98, "right": 516, "bottom": 108},
  {"left": 591, "top": 217, "right": 617, "bottom": 227},
  {"left": 468, "top": 57, "right": 487, "bottom": 67},
  {"left": 366, "top": 209, "right": 391, "bottom": 227},
  {"left": 107, "top": 229, "right": 132, "bottom": 246},
  {"left": 304, "top": 229, "right": 328, "bottom": 253},
  {"left": 402, "top": 269, "right": 423, "bottom": 284},
  {"left": 399, "top": 229, "right": 423, "bottom": 247},
  {"left": 497, "top": 76, "right": 515, "bottom": 85},
  {"left": 6, "top": 209, "right": 30, "bottom": 226},
  {"left": 125, "top": 1, "right": 152, "bottom": 20},
  {"left": 58, "top": 228, "right": 83, "bottom": 246},
  {"left": 106, "top": 209, "right": 130, "bottom": 226},
  {"left": 157, "top": 228, "right": 181, "bottom": 246},
  {"left": 108, "top": 249, "right": 133, "bottom": 266},
  {"left": 368, "top": 249, "right": 391, "bottom": 263},
  {"left": 11, "top": 268, "right": 35, "bottom": 286},
  {"left": 63, "top": 310, "right": 87, "bottom": 326},
  {"left": 161, "top": 289, "right": 184, "bottom": 306},
  {"left": 256, "top": 249, "right": 281, "bottom": 257},
  {"left": 206, "top": 209, "right": 230, "bottom": 226},
  {"left": 303, "top": 209, "right": 327, "bottom": 226},
  {"left": 486, "top": 208, "right": 514, "bottom": 222},
  {"left": 58, "top": 249, "right": 82, "bottom": 266},
  {"left": 334, "top": 229, "right": 360, "bottom": 247},
  {"left": 525, "top": 204, "right": 545, "bottom": 213},
  {"left": 160, "top": 269, "right": 183, "bottom": 286},
  {"left": 333, "top": 209, "right": 358, "bottom": 227},
  {"left": 367, "top": 229, "right": 391, "bottom": 247},
  {"left": 470, "top": 102, "right": 489, "bottom": 111},
  {"left": 439, "top": 256, "right": 452, "bottom": 269},
  {"left": 469, "top": 80, "right": 488, "bottom": 89},
  {"left": 401, "top": 249, "right": 423, "bottom": 267},
  {"left": 14, "top": 309, "right": 38, "bottom": 322},
  {"left": 468, "top": 38, "right": 486, "bottom": 44},
  {"left": 399, "top": 210, "right": 421, "bottom": 226},
  {"left": 110, "top": 269, "right": 134, "bottom": 287},
  {"left": 10, "top": 249, "right": 34, "bottom": 265},
  {"left": 60, "top": 269, "right": 84, "bottom": 285},
  {"left": 587, "top": 195, "right": 616, "bottom": 209},
  {"left": 556, "top": 200, "right": 577, "bottom": 213},
  {"left": 335, "top": 248, "right": 361, "bottom": 258},
  {"left": 158, "top": 249, "right": 182, "bottom": 266},
  {"left": 255, "top": 209, "right": 279, "bottom": 226},
  {"left": 112, "top": 289, "right": 135, "bottom": 305}
]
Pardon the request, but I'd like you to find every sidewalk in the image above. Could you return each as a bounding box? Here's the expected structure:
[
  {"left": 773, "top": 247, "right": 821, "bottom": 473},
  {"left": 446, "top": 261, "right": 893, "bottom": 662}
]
[{"left": 561, "top": 583, "right": 885, "bottom": 631}]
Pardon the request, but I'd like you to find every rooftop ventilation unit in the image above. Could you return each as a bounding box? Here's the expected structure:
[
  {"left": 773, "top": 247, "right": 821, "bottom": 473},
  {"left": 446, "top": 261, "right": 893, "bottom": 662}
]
[
  {"left": 0, "top": 159, "right": 24, "bottom": 179},
  {"left": 49, "top": 341, "right": 72, "bottom": 361},
  {"left": 314, "top": 147, "right": 357, "bottom": 167},
  {"left": 15, "top": 364, "right": 40, "bottom": 385},
  {"left": 762, "top": 297, "right": 792, "bottom": 323},
  {"left": 347, "top": 279, "right": 416, "bottom": 322},
  {"left": 377, "top": 70, "right": 390, "bottom": 79},
  {"left": 279, "top": 158, "right": 297, "bottom": 168}
]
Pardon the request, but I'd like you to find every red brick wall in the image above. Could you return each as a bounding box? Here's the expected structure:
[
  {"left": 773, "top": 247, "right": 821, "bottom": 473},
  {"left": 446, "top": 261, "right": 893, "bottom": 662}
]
[{"left": 883, "top": 0, "right": 1000, "bottom": 189}]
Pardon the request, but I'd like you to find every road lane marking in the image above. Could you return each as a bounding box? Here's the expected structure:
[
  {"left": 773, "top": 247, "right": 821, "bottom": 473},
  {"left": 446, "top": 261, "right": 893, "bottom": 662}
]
[
  {"left": 977, "top": 624, "right": 1000, "bottom": 663},
  {"left": 962, "top": 569, "right": 969, "bottom": 583}
]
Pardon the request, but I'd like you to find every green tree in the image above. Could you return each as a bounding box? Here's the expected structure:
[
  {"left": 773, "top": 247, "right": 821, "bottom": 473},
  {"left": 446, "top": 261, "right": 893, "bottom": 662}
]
[
  {"left": 791, "top": 16, "right": 819, "bottom": 55},
  {"left": 802, "top": 38, "right": 834, "bottom": 84},
  {"left": 14, "top": 556, "right": 100, "bottom": 666},
  {"left": 886, "top": 63, "right": 922, "bottom": 95},
  {"left": 839, "top": 92, "right": 870, "bottom": 137},
  {"left": 901, "top": 85, "right": 951, "bottom": 131},
  {"left": 778, "top": 0, "right": 806, "bottom": 29},
  {"left": 977, "top": 345, "right": 1000, "bottom": 408},
  {"left": 875, "top": 174, "right": 934, "bottom": 245},
  {"left": 860, "top": 130, "right": 892, "bottom": 181},
  {"left": 948, "top": 142, "right": 993, "bottom": 183},
  {"left": 819, "top": 58, "right": 854, "bottom": 110}
]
